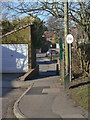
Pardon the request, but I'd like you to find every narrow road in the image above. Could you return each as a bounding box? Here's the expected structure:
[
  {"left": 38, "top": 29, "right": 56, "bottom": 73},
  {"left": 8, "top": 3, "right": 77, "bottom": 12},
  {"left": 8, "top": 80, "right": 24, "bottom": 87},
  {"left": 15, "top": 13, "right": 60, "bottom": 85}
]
[{"left": 36, "top": 53, "right": 57, "bottom": 76}]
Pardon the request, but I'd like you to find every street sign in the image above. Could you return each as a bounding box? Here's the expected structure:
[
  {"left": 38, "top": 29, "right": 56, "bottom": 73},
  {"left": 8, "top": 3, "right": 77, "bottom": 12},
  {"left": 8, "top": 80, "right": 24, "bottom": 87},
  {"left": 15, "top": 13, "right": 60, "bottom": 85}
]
[
  {"left": 66, "top": 34, "right": 73, "bottom": 83},
  {"left": 59, "top": 38, "right": 63, "bottom": 60},
  {"left": 66, "top": 34, "right": 74, "bottom": 44}
]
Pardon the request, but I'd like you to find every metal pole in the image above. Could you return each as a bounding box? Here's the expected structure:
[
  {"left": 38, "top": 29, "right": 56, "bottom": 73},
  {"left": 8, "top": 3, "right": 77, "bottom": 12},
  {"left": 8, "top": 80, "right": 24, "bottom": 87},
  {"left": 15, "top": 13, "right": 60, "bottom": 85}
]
[
  {"left": 66, "top": 34, "right": 73, "bottom": 86},
  {"left": 69, "top": 44, "right": 72, "bottom": 82}
]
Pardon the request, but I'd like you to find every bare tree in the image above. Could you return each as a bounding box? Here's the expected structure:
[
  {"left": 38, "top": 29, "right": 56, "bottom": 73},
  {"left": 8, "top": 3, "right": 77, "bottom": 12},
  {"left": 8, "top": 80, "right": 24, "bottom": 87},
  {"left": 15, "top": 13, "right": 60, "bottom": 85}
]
[{"left": 2, "top": 1, "right": 90, "bottom": 40}]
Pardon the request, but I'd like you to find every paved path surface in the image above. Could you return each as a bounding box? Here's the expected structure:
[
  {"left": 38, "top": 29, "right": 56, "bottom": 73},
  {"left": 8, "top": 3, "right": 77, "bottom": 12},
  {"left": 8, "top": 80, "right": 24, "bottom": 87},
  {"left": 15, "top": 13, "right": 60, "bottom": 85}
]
[
  {"left": 14, "top": 53, "right": 88, "bottom": 119},
  {"left": 18, "top": 77, "right": 87, "bottom": 119},
  {"left": 19, "top": 76, "right": 61, "bottom": 118}
]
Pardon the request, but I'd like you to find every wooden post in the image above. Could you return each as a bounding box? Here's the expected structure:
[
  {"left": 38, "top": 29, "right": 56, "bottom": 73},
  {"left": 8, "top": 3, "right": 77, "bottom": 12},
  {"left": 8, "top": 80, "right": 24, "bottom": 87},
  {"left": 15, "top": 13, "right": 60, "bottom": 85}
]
[
  {"left": 30, "top": 25, "right": 36, "bottom": 69},
  {"left": 64, "top": 2, "right": 69, "bottom": 75},
  {"left": 64, "top": 1, "right": 70, "bottom": 88},
  {"left": 28, "top": 25, "right": 31, "bottom": 69}
]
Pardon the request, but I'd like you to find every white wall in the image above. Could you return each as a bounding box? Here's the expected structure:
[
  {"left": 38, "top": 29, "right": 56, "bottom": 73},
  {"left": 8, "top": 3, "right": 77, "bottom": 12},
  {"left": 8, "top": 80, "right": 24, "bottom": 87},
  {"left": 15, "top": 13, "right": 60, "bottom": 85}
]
[{"left": 0, "top": 44, "right": 28, "bottom": 73}]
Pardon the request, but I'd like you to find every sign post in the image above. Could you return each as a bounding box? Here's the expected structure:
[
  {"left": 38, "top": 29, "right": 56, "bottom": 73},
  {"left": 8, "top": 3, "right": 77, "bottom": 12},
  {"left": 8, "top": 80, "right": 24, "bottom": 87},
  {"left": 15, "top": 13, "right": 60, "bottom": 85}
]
[
  {"left": 59, "top": 38, "right": 63, "bottom": 60},
  {"left": 59, "top": 38, "right": 64, "bottom": 83},
  {"left": 66, "top": 34, "right": 73, "bottom": 82}
]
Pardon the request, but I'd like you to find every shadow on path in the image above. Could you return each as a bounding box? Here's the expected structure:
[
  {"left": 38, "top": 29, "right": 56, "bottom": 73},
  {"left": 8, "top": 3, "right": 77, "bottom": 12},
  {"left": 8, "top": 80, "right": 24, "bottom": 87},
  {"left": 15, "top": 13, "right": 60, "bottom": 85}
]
[
  {"left": 2, "top": 73, "right": 24, "bottom": 97},
  {"left": 30, "top": 71, "right": 58, "bottom": 81},
  {"left": 37, "top": 60, "right": 57, "bottom": 65}
]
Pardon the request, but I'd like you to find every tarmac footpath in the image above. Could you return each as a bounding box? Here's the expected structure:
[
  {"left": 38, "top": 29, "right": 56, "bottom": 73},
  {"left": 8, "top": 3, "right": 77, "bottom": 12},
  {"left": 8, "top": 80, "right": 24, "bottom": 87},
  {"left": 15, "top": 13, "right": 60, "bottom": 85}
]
[
  {"left": 13, "top": 53, "right": 88, "bottom": 119},
  {"left": 13, "top": 76, "right": 88, "bottom": 119}
]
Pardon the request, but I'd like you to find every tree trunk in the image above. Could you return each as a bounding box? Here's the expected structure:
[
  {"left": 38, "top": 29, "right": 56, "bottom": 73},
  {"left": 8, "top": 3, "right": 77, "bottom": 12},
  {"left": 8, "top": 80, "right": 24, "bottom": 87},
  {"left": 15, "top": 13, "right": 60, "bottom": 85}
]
[{"left": 30, "top": 25, "right": 36, "bottom": 69}]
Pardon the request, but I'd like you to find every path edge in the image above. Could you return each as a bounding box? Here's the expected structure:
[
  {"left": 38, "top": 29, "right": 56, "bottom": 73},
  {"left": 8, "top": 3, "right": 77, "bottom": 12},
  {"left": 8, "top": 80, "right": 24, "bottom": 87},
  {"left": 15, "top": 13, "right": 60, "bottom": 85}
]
[{"left": 13, "top": 83, "right": 34, "bottom": 119}]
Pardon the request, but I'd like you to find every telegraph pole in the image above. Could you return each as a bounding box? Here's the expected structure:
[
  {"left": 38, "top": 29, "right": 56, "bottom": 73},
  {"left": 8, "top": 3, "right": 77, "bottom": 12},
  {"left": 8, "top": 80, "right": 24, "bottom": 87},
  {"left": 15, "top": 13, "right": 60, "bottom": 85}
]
[
  {"left": 64, "top": 2, "right": 69, "bottom": 75},
  {"left": 64, "top": 1, "right": 69, "bottom": 88},
  {"left": 59, "top": 1, "right": 69, "bottom": 87}
]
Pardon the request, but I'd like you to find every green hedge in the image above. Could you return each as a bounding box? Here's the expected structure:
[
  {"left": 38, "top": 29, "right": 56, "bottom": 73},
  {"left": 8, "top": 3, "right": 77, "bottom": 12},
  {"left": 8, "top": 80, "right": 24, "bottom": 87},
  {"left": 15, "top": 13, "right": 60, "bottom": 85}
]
[{"left": 2, "top": 26, "right": 31, "bottom": 44}]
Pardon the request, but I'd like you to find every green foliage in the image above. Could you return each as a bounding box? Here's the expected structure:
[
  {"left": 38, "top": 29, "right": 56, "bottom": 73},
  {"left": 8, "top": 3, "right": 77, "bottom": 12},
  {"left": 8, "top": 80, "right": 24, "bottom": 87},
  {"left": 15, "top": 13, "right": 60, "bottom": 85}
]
[
  {"left": 71, "top": 84, "right": 89, "bottom": 110},
  {"left": 32, "top": 18, "right": 47, "bottom": 48},
  {"left": 11, "top": 16, "right": 35, "bottom": 29},
  {"left": 1, "top": 15, "right": 47, "bottom": 49},
  {"left": 2, "top": 16, "right": 47, "bottom": 49},
  {"left": 1, "top": 16, "right": 35, "bottom": 35},
  {"left": 2, "top": 26, "right": 30, "bottom": 44},
  {"left": 2, "top": 20, "right": 14, "bottom": 35}
]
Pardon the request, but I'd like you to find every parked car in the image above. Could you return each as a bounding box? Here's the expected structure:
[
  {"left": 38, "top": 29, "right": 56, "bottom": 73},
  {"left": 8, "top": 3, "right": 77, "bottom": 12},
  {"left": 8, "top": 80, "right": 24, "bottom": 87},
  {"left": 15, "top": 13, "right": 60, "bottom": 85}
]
[{"left": 46, "top": 50, "right": 59, "bottom": 56}]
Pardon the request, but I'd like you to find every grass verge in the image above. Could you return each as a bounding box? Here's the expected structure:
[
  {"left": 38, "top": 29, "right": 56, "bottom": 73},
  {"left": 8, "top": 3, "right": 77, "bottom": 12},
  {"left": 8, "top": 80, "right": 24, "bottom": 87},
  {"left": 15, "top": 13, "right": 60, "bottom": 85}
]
[{"left": 70, "top": 84, "right": 90, "bottom": 110}]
